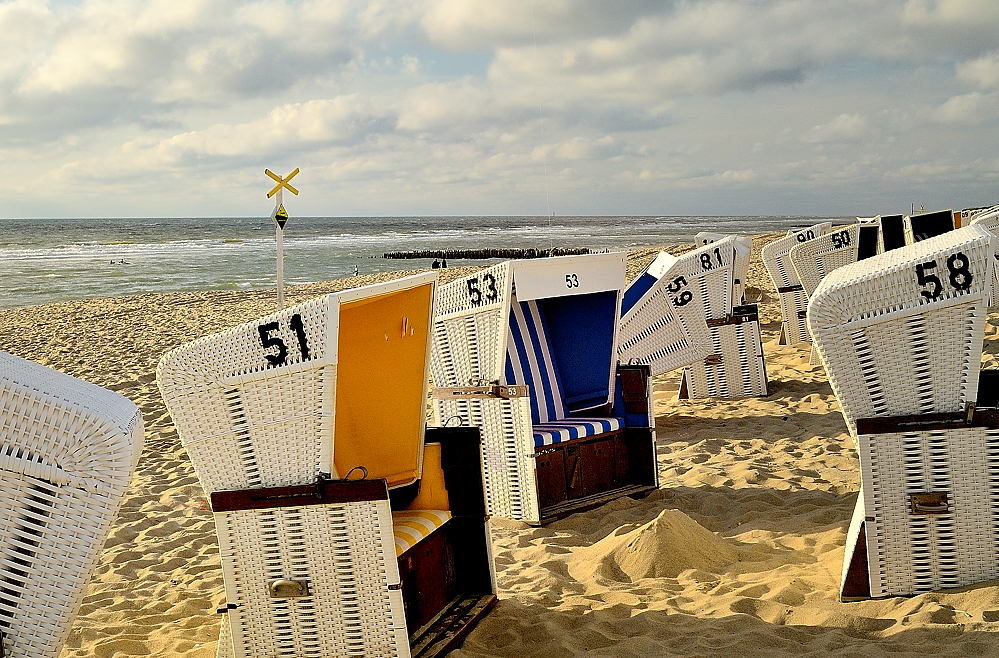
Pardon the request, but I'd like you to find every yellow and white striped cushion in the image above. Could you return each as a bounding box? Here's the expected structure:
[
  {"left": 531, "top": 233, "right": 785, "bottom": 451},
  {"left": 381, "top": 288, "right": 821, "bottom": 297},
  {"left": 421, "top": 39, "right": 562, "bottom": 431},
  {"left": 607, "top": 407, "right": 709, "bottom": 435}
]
[{"left": 392, "top": 510, "right": 451, "bottom": 557}]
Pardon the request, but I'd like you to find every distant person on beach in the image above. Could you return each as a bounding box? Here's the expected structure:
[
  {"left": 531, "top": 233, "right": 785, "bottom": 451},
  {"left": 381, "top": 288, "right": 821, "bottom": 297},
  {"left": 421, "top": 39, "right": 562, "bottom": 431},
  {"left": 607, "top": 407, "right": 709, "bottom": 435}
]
[
  {"left": 432, "top": 260, "right": 440, "bottom": 269},
  {"left": 441, "top": 258, "right": 447, "bottom": 268},
  {"left": 353, "top": 265, "right": 358, "bottom": 276}
]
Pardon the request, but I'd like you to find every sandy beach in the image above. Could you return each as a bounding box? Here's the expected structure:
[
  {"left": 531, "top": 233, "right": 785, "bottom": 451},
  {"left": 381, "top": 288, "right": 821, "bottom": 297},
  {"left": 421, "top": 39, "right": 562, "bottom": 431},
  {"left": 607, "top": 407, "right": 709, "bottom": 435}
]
[{"left": 4, "top": 233, "right": 999, "bottom": 657}]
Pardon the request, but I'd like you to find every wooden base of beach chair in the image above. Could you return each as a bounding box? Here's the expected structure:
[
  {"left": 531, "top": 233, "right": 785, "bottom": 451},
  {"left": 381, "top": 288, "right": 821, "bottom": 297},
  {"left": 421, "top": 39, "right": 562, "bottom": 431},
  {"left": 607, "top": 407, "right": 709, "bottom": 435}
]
[{"left": 534, "top": 427, "right": 657, "bottom": 524}]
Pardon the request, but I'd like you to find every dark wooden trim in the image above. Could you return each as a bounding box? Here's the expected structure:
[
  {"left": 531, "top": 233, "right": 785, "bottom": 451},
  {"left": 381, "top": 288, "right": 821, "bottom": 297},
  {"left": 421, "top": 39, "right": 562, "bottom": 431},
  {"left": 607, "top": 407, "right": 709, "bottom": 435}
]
[
  {"left": 210, "top": 478, "right": 389, "bottom": 512},
  {"left": 855, "top": 408, "right": 999, "bottom": 434},
  {"left": 778, "top": 285, "right": 804, "bottom": 293},
  {"left": 410, "top": 594, "right": 497, "bottom": 658},
  {"left": 839, "top": 522, "right": 871, "bottom": 601},
  {"left": 533, "top": 428, "right": 625, "bottom": 454}
]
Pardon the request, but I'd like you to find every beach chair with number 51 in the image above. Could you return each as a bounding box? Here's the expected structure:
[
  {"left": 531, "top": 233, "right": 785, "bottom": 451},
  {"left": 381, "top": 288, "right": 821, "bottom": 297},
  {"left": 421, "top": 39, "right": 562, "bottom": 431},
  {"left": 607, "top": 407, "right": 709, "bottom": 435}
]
[
  {"left": 157, "top": 273, "right": 496, "bottom": 658},
  {"left": 0, "top": 352, "right": 143, "bottom": 658},
  {"left": 430, "top": 253, "right": 658, "bottom": 524},
  {"left": 808, "top": 225, "right": 999, "bottom": 600}
]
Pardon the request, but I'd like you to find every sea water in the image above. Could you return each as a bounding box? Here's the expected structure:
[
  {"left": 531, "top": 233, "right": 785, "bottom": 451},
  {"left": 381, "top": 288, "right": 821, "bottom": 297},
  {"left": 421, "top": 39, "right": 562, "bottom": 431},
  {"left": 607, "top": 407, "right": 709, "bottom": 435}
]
[{"left": 0, "top": 215, "right": 847, "bottom": 310}]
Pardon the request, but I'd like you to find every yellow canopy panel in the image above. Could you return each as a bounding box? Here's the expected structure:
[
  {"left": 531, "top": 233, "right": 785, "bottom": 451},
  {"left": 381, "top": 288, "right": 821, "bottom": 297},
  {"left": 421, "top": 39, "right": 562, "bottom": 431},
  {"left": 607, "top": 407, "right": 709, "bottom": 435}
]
[{"left": 333, "top": 281, "right": 434, "bottom": 488}]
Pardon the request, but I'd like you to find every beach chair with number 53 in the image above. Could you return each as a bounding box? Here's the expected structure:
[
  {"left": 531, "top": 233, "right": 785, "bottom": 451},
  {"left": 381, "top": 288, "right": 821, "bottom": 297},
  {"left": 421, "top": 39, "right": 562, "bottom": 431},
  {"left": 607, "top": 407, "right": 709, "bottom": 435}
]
[
  {"left": 808, "top": 225, "right": 999, "bottom": 600},
  {"left": 157, "top": 272, "right": 496, "bottom": 658},
  {"left": 0, "top": 352, "right": 143, "bottom": 658},
  {"left": 429, "top": 253, "right": 658, "bottom": 524}
]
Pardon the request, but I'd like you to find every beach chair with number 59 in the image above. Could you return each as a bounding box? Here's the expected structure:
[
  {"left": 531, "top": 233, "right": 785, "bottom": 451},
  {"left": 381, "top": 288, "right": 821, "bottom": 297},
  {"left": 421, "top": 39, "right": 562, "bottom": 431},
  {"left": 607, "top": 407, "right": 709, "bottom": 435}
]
[
  {"left": 632, "top": 236, "right": 765, "bottom": 399},
  {"left": 430, "top": 253, "right": 658, "bottom": 524},
  {"left": 0, "top": 352, "right": 143, "bottom": 658},
  {"left": 808, "top": 225, "right": 999, "bottom": 600},
  {"left": 157, "top": 273, "right": 496, "bottom": 658}
]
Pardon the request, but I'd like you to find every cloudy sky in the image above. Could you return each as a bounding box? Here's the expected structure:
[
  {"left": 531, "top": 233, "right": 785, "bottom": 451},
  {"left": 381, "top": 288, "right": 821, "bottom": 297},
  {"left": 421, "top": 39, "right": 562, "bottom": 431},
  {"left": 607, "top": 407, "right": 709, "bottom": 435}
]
[{"left": 2, "top": 0, "right": 998, "bottom": 218}]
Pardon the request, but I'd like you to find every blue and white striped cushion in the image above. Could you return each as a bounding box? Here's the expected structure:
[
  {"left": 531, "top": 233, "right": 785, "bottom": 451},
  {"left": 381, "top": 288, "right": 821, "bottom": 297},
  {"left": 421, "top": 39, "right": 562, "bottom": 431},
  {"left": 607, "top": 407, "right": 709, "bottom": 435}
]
[
  {"left": 505, "top": 298, "right": 566, "bottom": 424},
  {"left": 532, "top": 417, "right": 623, "bottom": 447}
]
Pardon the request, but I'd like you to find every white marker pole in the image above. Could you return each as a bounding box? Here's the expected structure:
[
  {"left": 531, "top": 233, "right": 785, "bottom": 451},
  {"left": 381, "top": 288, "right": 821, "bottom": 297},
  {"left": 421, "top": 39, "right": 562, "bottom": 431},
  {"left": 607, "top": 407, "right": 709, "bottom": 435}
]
[{"left": 274, "top": 188, "right": 284, "bottom": 310}]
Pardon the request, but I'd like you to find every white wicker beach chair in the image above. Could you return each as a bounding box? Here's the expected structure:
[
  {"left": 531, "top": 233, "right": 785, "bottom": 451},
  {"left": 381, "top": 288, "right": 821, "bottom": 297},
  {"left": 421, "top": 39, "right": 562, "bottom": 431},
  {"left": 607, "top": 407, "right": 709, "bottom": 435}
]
[
  {"left": 789, "top": 221, "right": 882, "bottom": 364},
  {"left": 157, "top": 273, "right": 496, "bottom": 658},
  {"left": 904, "top": 209, "right": 955, "bottom": 245},
  {"left": 429, "top": 253, "right": 657, "bottom": 524},
  {"left": 618, "top": 250, "right": 712, "bottom": 376},
  {"left": 0, "top": 351, "right": 143, "bottom": 658},
  {"left": 808, "top": 225, "right": 998, "bottom": 599},
  {"left": 651, "top": 237, "right": 767, "bottom": 400},
  {"left": 693, "top": 232, "right": 754, "bottom": 307},
  {"left": 970, "top": 208, "right": 999, "bottom": 306},
  {"left": 761, "top": 222, "right": 833, "bottom": 345}
]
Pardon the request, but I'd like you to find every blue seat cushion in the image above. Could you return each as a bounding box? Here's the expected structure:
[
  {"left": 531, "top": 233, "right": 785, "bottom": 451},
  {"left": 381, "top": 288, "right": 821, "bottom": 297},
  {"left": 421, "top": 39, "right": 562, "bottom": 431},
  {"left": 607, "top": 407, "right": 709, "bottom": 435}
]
[{"left": 533, "top": 417, "right": 623, "bottom": 447}]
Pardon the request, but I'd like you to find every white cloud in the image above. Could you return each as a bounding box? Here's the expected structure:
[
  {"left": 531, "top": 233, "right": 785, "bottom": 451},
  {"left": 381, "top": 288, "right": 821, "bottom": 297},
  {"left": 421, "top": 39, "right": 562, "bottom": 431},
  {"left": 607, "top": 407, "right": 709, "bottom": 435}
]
[
  {"left": 930, "top": 91, "right": 999, "bottom": 124},
  {"left": 802, "top": 113, "right": 869, "bottom": 144},
  {"left": 4, "top": 0, "right": 999, "bottom": 217},
  {"left": 958, "top": 52, "right": 999, "bottom": 89}
]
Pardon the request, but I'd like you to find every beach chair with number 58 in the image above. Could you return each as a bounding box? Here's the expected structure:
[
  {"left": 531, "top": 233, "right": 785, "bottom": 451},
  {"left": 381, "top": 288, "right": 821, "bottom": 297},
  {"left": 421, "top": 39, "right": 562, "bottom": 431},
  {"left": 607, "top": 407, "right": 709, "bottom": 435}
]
[
  {"left": 430, "top": 253, "right": 658, "bottom": 524},
  {"left": 0, "top": 352, "right": 143, "bottom": 658},
  {"left": 808, "top": 225, "right": 999, "bottom": 600},
  {"left": 157, "top": 273, "right": 496, "bottom": 658}
]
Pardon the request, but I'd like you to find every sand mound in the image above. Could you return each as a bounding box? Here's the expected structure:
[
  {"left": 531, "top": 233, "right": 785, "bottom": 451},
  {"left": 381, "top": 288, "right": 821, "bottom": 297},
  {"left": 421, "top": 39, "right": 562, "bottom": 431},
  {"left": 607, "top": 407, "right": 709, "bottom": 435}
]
[{"left": 575, "top": 509, "right": 740, "bottom": 582}]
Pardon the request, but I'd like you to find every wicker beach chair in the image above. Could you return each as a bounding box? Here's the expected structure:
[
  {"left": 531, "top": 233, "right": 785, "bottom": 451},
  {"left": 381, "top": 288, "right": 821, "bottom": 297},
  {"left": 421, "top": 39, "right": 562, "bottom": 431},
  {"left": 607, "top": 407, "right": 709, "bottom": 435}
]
[
  {"left": 789, "top": 221, "right": 882, "bottom": 364},
  {"left": 761, "top": 222, "right": 833, "bottom": 346},
  {"left": 157, "top": 273, "right": 496, "bottom": 658},
  {"left": 808, "top": 225, "right": 998, "bottom": 599},
  {"left": 970, "top": 208, "right": 999, "bottom": 306},
  {"left": 904, "top": 209, "right": 955, "bottom": 245},
  {"left": 618, "top": 250, "right": 712, "bottom": 376},
  {"left": 646, "top": 236, "right": 766, "bottom": 399},
  {"left": 694, "top": 232, "right": 754, "bottom": 307},
  {"left": 429, "top": 253, "right": 657, "bottom": 524},
  {"left": 0, "top": 351, "right": 143, "bottom": 658},
  {"left": 878, "top": 214, "right": 906, "bottom": 252}
]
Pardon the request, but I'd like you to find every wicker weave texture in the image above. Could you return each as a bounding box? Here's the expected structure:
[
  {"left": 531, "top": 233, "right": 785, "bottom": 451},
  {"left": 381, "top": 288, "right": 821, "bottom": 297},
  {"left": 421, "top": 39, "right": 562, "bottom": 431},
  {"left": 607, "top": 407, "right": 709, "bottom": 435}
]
[
  {"left": 761, "top": 222, "right": 833, "bottom": 345},
  {"left": 970, "top": 210, "right": 999, "bottom": 306},
  {"left": 808, "top": 226, "right": 995, "bottom": 435},
  {"left": 158, "top": 295, "right": 332, "bottom": 492},
  {"left": 618, "top": 269, "right": 711, "bottom": 376},
  {"left": 790, "top": 224, "right": 861, "bottom": 298},
  {"left": 858, "top": 426, "right": 999, "bottom": 597},
  {"left": 216, "top": 498, "right": 408, "bottom": 658},
  {"left": 694, "top": 233, "right": 753, "bottom": 306},
  {"left": 666, "top": 237, "right": 740, "bottom": 322},
  {"left": 681, "top": 321, "right": 768, "bottom": 399},
  {"left": 432, "top": 396, "right": 540, "bottom": 523},
  {"left": 0, "top": 352, "right": 143, "bottom": 658}
]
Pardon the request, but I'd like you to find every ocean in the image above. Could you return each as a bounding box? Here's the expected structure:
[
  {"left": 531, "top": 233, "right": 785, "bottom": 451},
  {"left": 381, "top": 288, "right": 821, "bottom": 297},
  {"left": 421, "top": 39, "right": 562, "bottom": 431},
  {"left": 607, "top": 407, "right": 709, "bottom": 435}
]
[{"left": 0, "top": 215, "right": 846, "bottom": 310}]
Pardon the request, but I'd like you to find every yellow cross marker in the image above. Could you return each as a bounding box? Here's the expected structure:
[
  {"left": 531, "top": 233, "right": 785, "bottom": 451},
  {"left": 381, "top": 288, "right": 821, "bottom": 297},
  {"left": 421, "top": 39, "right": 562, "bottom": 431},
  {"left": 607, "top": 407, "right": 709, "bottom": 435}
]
[{"left": 265, "top": 168, "right": 300, "bottom": 198}]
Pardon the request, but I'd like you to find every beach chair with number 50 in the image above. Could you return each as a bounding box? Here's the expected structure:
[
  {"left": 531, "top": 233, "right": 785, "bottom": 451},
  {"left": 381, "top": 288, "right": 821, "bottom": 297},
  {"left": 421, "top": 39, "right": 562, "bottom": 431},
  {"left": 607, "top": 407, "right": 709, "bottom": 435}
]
[
  {"left": 0, "top": 352, "right": 143, "bottom": 658},
  {"left": 157, "top": 273, "right": 496, "bottom": 658},
  {"left": 430, "top": 253, "right": 658, "bottom": 524},
  {"left": 808, "top": 225, "right": 999, "bottom": 599}
]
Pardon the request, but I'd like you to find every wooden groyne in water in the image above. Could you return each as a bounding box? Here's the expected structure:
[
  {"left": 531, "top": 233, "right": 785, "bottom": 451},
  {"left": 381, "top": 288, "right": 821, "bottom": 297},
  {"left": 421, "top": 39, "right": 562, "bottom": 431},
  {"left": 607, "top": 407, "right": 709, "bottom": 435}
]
[{"left": 383, "top": 247, "right": 590, "bottom": 260}]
